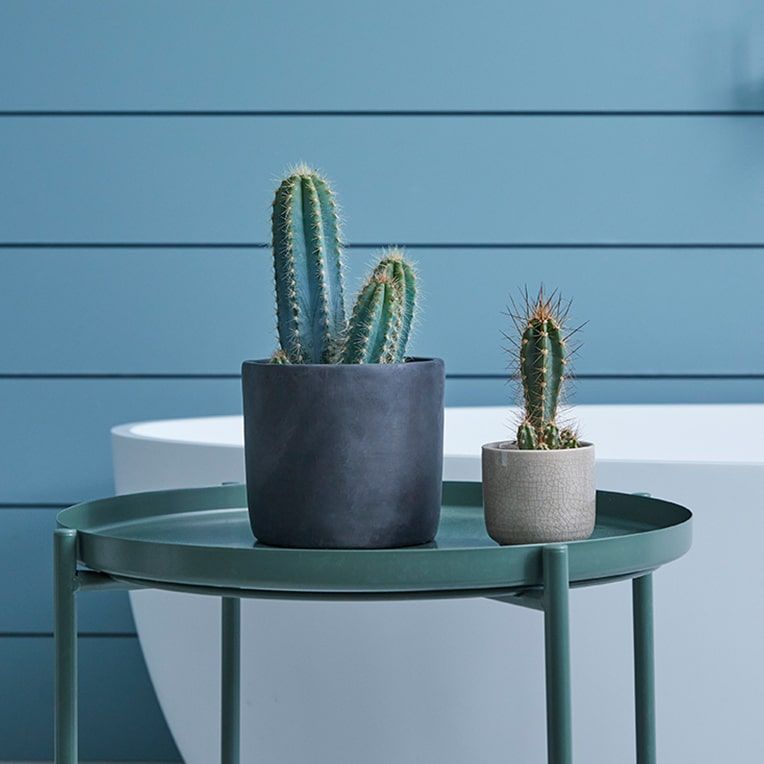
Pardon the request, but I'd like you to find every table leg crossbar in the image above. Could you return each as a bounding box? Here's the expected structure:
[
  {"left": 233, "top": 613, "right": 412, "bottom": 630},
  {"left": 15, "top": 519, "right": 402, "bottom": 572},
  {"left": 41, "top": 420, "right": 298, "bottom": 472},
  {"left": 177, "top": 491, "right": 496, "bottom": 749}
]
[{"left": 54, "top": 531, "right": 656, "bottom": 764}]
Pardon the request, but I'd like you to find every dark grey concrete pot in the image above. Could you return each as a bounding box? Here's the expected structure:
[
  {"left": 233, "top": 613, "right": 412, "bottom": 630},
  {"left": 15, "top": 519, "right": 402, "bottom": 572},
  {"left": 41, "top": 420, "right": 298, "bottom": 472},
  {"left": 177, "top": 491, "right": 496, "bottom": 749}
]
[{"left": 242, "top": 358, "right": 445, "bottom": 548}]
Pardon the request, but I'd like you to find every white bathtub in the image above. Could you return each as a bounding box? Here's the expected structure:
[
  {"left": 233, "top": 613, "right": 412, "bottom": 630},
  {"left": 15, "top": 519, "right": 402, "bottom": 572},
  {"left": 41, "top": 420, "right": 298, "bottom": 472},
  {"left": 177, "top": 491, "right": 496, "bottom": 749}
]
[{"left": 113, "top": 404, "right": 764, "bottom": 764}]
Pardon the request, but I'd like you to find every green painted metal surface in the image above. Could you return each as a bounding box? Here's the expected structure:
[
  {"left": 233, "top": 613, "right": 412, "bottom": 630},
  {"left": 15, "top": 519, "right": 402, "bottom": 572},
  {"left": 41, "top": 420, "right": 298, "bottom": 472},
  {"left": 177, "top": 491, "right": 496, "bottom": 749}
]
[
  {"left": 221, "top": 597, "right": 241, "bottom": 764},
  {"left": 633, "top": 573, "right": 657, "bottom": 763},
  {"left": 543, "top": 546, "right": 573, "bottom": 764},
  {"left": 57, "top": 483, "right": 692, "bottom": 596},
  {"left": 54, "top": 529, "right": 77, "bottom": 764},
  {"left": 54, "top": 484, "right": 689, "bottom": 763}
]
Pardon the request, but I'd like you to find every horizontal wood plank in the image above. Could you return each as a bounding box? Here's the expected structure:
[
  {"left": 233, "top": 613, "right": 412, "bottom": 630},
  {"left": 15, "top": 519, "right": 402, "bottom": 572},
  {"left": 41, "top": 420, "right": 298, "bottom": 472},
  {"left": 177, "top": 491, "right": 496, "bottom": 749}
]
[
  {"left": 0, "top": 378, "right": 243, "bottom": 504},
  {"left": 0, "top": 1, "right": 757, "bottom": 111},
  {"left": 0, "top": 635, "right": 179, "bottom": 760},
  {"left": 0, "top": 508, "right": 134, "bottom": 633},
  {"left": 2, "top": 117, "right": 764, "bottom": 242},
  {"left": 1, "top": 378, "right": 761, "bottom": 504},
  {"left": 443, "top": 376, "right": 764, "bottom": 407},
  {"left": 2, "top": 248, "right": 763, "bottom": 375}
]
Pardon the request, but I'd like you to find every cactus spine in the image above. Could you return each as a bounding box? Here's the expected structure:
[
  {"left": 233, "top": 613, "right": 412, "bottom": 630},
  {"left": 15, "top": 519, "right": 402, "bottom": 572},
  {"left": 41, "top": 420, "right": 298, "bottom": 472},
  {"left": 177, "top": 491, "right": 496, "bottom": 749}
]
[
  {"left": 510, "top": 288, "right": 584, "bottom": 450},
  {"left": 272, "top": 167, "right": 345, "bottom": 364}
]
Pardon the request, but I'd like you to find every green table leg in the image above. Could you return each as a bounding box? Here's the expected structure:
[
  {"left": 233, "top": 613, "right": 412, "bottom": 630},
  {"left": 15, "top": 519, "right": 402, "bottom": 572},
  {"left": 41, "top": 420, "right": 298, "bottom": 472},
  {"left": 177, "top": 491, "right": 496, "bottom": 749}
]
[
  {"left": 543, "top": 545, "right": 572, "bottom": 764},
  {"left": 54, "top": 528, "right": 78, "bottom": 764},
  {"left": 633, "top": 573, "right": 656, "bottom": 764},
  {"left": 221, "top": 597, "right": 241, "bottom": 764}
]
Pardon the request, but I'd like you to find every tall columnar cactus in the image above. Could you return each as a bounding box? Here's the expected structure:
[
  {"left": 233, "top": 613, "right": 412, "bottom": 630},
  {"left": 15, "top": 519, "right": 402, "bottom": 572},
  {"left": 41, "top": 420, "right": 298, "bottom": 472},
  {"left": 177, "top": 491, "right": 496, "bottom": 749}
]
[
  {"left": 341, "top": 250, "right": 417, "bottom": 364},
  {"left": 272, "top": 166, "right": 346, "bottom": 364},
  {"left": 270, "top": 167, "right": 418, "bottom": 365},
  {"left": 509, "top": 288, "right": 583, "bottom": 450}
]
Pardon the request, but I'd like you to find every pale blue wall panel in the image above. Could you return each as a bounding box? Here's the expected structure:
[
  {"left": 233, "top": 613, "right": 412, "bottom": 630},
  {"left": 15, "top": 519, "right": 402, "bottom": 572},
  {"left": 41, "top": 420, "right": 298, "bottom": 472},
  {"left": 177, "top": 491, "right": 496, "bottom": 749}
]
[
  {"left": 3, "top": 248, "right": 763, "bottom": 375},
  {"left": 0, "top": 1, "right": 761, "bottom": 110},
  {"left": 444, "top": 377, "right": 764, "bottom": 407},
  {"left": 1, "top": 248, "right": 277, "bottom": 373},
  {"left": 1, "top": 377, "right": 761, "bottom": 505},
  {"left": 0, "top": 508, "right": 134, "bottom": 633},
  {"left": 3, "top": 117, "right": 764, "bottom": 243},
  {"left": 0, "top": 636, "right": 180, "bottom": 760},
  {"left": 0, "top": 378, "right": 243, "bottom": 504}
]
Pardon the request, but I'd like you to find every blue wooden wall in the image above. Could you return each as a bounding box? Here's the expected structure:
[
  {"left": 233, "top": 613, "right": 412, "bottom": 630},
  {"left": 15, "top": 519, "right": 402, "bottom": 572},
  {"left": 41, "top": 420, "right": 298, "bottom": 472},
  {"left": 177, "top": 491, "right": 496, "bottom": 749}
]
[{"left": 2, "top": 1, "right": 764, "bottom": 759}]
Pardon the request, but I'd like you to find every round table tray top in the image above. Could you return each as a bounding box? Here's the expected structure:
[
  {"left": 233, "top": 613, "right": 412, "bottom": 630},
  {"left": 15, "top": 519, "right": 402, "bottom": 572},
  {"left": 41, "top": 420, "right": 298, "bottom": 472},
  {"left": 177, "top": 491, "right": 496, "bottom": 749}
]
[{"left": 57, "top": 483, "right": 692, "bottom": 599}]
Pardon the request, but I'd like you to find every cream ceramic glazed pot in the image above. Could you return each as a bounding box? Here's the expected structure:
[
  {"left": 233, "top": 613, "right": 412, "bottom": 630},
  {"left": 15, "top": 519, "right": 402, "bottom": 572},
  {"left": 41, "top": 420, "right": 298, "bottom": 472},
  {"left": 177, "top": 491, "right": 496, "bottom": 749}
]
[{"left": 481, "top": 441, "right": 596, "bottom": 544}]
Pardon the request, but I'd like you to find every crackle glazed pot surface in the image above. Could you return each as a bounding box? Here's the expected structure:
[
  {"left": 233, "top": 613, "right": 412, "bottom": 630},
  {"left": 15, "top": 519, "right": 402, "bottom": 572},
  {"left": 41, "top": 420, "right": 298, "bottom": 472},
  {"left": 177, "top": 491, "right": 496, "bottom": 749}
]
[
  {"left": 481, "top": 441, "right": 596, "bottom": 544},
  {"left": 242, "top": 357, "right": 445, "bottom": 549}
]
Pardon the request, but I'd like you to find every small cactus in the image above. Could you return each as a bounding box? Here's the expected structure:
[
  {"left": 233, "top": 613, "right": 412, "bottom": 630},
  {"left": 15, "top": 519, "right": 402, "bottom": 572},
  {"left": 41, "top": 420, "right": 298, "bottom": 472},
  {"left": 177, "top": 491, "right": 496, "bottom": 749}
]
[
  {"left": 559, "top": 427, "right": 580, "bottom": 449},
  {"left": 269, "top": 167, "right": 418, "bottom": 365},
  {"left": 507, "top": 287, "right": 585, "bottom": 450},
  {"left": 517, "top": 420, "right": 538, "bottom": 450},
  {"left": 542, "top": 421, "right": 560, "bottom": 449},
  {"left": 269, "top": 349, "right": 290, "bottom": 364},
  {"left": 341, "top": 250, "right": 416, "bottom": 364},
  {"left": 389, "top": 254, "right": 417, "bottom": 360}
]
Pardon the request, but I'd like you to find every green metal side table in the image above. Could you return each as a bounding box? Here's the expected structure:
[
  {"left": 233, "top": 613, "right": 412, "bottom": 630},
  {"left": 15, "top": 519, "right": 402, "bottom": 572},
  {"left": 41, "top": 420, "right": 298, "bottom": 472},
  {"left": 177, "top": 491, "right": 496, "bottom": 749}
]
[{"left": 54, "top": 482, "right": 691, "bottom": 764}]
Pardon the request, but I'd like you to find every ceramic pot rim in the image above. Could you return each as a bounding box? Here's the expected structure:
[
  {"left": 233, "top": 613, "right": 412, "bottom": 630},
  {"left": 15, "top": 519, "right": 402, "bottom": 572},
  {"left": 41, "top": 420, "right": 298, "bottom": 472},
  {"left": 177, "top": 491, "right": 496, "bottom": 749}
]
[{"left": 482, "top": 440, "right": 594, "bottom": 453}]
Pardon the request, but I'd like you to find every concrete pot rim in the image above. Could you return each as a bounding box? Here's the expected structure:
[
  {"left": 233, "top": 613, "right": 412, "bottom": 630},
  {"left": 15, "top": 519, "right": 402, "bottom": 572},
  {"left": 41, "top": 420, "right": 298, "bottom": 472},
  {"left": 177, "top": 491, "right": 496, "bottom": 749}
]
[
  {"left": 482, "top": 440, "right": 595, "bottom": 454},
  {"left": 242, "top": 356, "right": 442, "bottom": 372}
]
